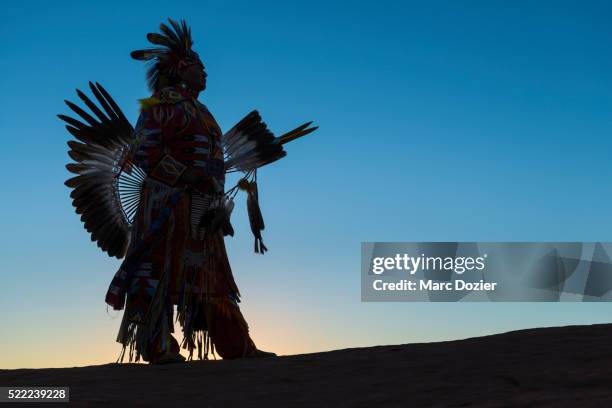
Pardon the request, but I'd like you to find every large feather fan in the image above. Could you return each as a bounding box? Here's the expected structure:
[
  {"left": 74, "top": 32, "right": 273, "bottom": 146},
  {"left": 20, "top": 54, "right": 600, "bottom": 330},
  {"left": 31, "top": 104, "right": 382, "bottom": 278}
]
[
  {"left": 222, "top": 111, "right": 317, "bottom": 254},
  {"left": 59, "top": 82, "right": 143, "bottom": 259}
]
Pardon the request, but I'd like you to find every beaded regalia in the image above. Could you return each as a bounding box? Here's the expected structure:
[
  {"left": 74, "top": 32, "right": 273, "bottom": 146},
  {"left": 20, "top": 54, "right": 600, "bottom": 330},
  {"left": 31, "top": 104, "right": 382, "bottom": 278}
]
[{"left": 59, "top": 19, "right": 317, "bottom": 363}]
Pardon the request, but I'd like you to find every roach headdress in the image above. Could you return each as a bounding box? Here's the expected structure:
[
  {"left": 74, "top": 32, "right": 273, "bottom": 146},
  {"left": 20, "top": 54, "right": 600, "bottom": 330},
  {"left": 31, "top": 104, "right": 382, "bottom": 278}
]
[{"left": 131, "top": 19, "right": 203, "bottom": 92}]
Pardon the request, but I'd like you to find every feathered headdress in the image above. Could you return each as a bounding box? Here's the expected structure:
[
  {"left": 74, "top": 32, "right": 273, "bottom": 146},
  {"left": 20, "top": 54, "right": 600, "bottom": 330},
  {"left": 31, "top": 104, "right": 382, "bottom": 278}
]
[{"left": 131, "top": 18, "right": 203, "bottom": 91}]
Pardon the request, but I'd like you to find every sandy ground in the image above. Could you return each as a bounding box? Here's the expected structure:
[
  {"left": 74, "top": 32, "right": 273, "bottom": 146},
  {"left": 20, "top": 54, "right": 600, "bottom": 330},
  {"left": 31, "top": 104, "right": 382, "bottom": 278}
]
[{"left": 2, "top": 324, "right": 612, "bottom": 407}]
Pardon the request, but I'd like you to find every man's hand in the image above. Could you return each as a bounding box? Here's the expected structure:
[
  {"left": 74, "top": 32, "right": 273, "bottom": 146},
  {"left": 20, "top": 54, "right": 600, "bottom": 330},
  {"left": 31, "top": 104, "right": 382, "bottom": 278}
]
[{"left": 199, "top": 207, "right": 235, "bottom": 236}]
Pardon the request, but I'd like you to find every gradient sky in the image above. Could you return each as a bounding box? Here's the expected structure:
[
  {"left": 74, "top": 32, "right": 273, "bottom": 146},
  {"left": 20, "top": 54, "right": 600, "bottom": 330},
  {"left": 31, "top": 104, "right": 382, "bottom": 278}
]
[{"left": 1, "top": 0, "right": 612, "bottom": 369}]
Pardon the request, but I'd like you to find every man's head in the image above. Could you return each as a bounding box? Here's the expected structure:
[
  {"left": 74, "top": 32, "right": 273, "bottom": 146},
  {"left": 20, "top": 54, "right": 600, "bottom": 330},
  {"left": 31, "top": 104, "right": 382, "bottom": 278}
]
[{"left": 131, "top": 19, "right": 207, "bottom": 93}]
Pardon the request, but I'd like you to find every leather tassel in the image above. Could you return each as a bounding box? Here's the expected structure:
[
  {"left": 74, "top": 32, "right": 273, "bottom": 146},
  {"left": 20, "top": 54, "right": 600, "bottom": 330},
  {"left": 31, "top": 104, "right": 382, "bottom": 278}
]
[{"left": 246, "top": 182, "right": 267, "bottom": 254}]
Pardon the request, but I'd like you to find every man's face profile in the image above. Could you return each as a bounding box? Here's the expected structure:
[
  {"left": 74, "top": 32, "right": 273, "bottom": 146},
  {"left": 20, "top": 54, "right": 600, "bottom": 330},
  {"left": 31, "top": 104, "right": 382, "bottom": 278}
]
[{"left": 180, "top": 62, "right": 207, "bottom": 92}]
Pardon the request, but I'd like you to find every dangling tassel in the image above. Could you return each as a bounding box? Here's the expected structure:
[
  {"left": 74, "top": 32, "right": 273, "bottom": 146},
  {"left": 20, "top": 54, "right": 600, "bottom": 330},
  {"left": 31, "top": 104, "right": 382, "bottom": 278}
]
[
  {"left": 197, "top": 332, "right": 203, "bottom": 360},
  {"left": 246, "top": 180, "right": 267, "bottom": 254}
]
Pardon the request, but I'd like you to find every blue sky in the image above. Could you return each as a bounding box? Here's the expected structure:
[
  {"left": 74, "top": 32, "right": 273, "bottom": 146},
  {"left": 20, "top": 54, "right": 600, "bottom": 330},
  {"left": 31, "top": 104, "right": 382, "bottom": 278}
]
[{"left": 1, "top": 0, "right": 612, "bottom": 368}]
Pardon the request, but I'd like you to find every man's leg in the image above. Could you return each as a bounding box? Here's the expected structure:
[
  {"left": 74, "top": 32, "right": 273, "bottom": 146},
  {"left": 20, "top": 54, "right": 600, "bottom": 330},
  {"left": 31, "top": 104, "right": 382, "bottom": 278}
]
[
  {"left": 208, "top": 300, "right": 258, "bottom": 359},
  {"left": 147, "top": 332, "right": 185, "bottom": 364},
  {"left": 145, "top": 303, "right": 185, "bottom": 364}
]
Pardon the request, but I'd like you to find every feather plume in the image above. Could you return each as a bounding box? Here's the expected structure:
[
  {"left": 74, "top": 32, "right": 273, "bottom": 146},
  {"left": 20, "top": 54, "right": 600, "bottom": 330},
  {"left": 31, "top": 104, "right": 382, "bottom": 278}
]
[{"left": 222, "top": 111, "right": 318, "bottom": 172}]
